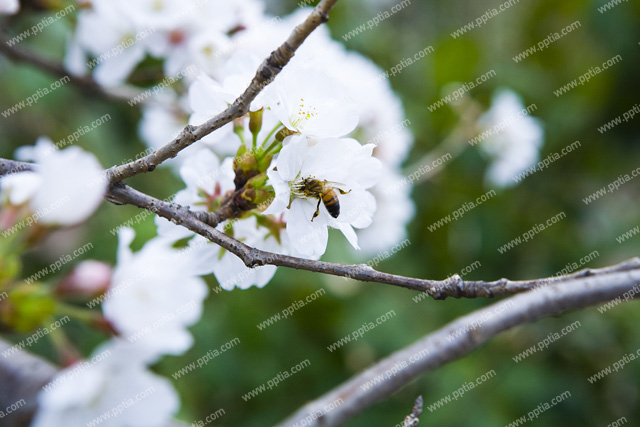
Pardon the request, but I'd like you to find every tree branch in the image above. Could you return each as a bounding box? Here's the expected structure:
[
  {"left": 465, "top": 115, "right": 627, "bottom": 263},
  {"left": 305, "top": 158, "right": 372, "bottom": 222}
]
[
  {"left": 0, "top": 339, "right": 58, "bottom": 426},
  {"left": 0, "top": 159, "right": 35, "bottom": 175},
  {"left": 105, "top": 181, "right": 640, "bottom": 299},
  {"left": 105, "top": 0, "right": 340, "bottom": 184},
  {"left": 2, "top": 158, "right": 639, "bottom": 300},
  {"left": 276, "top": 269, "right": 640, "bottom": 426},
  {"left": 4, "top": 162, "right": 639, "bottom": 424}
]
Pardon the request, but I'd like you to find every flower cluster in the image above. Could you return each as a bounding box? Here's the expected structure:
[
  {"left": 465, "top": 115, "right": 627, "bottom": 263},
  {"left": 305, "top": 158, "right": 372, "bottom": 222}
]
[
  {"left": 1, "top": 1, "right": 420, "bottom": 425},
  {"left": 0, "top": 0, "right": 550, "bottom": 424}
]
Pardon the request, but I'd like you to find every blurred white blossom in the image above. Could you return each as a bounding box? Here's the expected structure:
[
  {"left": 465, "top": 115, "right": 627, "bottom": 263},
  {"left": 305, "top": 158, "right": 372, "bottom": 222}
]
[
  {"left": 357, "top": 167, "right": 415, "bottom": 253},
  {"left": 33, "top": 339, "right": 179, "bottom": 427},
  {"left": 12, "top": 138, "right": 107, "bottom": 227},
  {"left": 102, "top": 228, "right": 208, "bottom": 358},
  {"left": 478, "top": 89, "right": 544, "bottom": 188},
  {"left": 0, "top": 171, "right": 40, "bottom": 206},
  {"left": 0, "top": 0, "right": 18, "bottom": 15}
]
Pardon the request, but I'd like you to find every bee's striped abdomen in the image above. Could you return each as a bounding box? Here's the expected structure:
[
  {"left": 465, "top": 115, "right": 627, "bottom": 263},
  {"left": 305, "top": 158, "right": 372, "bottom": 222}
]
[{"left": 322, "top": 190, "right": 340, "bottom": 218}]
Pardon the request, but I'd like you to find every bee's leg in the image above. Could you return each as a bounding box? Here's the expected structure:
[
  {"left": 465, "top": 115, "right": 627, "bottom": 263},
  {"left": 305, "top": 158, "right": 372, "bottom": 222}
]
[
  {"left": 338, "top": 189, "right": 351, "bottom": 195},
  {"left": 311, "top": 198, "right": 321, "bottom": 222}
]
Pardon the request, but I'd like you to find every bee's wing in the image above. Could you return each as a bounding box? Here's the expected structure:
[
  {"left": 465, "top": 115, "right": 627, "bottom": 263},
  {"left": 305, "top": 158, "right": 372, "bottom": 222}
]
[{"left": 322, "top": 180, "right": 348, "bottom": 189}]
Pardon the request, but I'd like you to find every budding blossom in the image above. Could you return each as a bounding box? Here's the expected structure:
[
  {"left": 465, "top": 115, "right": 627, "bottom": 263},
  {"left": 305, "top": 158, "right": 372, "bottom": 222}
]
[
  {"left": 155, "top": 149, "right": 282, "bottom": 290},
  {"left": 56, "top": 260, "right": 112, "bottom": 298}
]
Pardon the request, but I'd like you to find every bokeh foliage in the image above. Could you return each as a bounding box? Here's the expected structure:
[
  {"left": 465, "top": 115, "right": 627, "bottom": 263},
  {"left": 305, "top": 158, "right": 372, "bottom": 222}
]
[{"left": 1, "top": 0, "right": 640, "bottom": 425}]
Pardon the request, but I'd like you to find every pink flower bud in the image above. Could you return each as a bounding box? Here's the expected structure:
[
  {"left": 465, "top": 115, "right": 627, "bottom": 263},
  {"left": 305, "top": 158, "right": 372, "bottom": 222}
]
[{"left": 56, "top": 260, "right": 112, "bottom": 298}]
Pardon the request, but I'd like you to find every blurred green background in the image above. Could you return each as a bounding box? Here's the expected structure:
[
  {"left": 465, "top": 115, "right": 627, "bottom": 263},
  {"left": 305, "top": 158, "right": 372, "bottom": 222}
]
[{"left": 1, "top": 0, "right": 640, "bottom": 425}]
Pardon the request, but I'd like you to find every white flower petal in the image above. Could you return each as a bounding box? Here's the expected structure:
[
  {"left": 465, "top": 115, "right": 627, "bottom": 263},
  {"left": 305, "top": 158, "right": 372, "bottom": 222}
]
[
  {"left": 104, "top": 232, "right": 207, "bottom": 358},
  {"left": 263, "top": 167, "right": 290, "bottom": 216},
  {"left": 267, "top": 67, "right": 358, "bottom": 138},
  {"left": 286, "top": 199, "right": 328, "bottom": 257},
  {"left": 274, "top": 134, "right": 308, "bottom": 181},
  {"left": 334, "top": 221, "right": 359, "bottom": 250},
  {"left": 0, "top": 172, "right": 41, "bottom": 205},
  {"left": 34, "top": 338, "right": 179, "bottom": 427},
  {"left": 23, "top": 139, "right": 108, "bottom": 226},
  {"left": 93, "top": 44, "right": 146, "bottom": 88},
  {"left": 0, "top": 0, "right": 18, "bottom": 14}
]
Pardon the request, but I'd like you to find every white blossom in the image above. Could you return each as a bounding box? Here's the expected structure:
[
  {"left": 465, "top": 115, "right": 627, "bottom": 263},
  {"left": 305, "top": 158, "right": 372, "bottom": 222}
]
[
  {"left": 155, "top": 148, "right": 235, "bottom": 241},
  {"left": 209, "top": 216, "right": 281, "bottom": 290},
  {"left": 138, "top": 94, "right": 194, "bottom": 172},
  {"left": 265, "top": 136, "right": 381, "bottom": 258},
  {"left": 266, "top": 67, "right": 358, "bottom": 139},
  {"left": 200, "top": 51, "right": 267, "bottom": 111},
  {"left": 0, "top": 172, "right": 41, "bottom": 205}
]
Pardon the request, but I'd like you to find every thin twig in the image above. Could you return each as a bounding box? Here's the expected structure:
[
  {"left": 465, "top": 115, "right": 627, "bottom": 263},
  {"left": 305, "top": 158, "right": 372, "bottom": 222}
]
[
  {"left": 105, "top": 0, "right": 340, "bottom": 184},
  {"left": 0, "top": 159, "right": 35, "bottom": 175},
  {"left": 276, "top": 269, "right": 640, "bottom": 426},
  {"left": 405, "top": 98, "right": 482, "bottom": 184},
  {"left": 0, "top": 34, "right": 140, "bottom": 102}
]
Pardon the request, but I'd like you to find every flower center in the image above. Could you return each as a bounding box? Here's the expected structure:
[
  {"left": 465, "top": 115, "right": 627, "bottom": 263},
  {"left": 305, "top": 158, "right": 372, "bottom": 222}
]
[{"left": 290, "top": 98, "right": 318, "bottom": 130}]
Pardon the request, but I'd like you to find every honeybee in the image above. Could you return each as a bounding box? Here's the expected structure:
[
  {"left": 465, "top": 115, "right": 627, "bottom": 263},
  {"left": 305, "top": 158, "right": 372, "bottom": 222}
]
[{"left": 292, "top": 177, "right": 351, "bottom": 222}]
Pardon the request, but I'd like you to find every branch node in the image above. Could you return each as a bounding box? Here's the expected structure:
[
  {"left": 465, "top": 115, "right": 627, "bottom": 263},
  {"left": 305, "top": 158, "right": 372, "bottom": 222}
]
[
  {"left": 184, "top": 124, "right": 198, "bottom": 141},
  {"left": 317, "top": 10, "right": 330, "bottom": 23},
  {"left": 431, "top": 288, "right": 448, "bottom": 300},
  {"left": 246, "top": 248, "right": 264, "bottom": 268}
]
